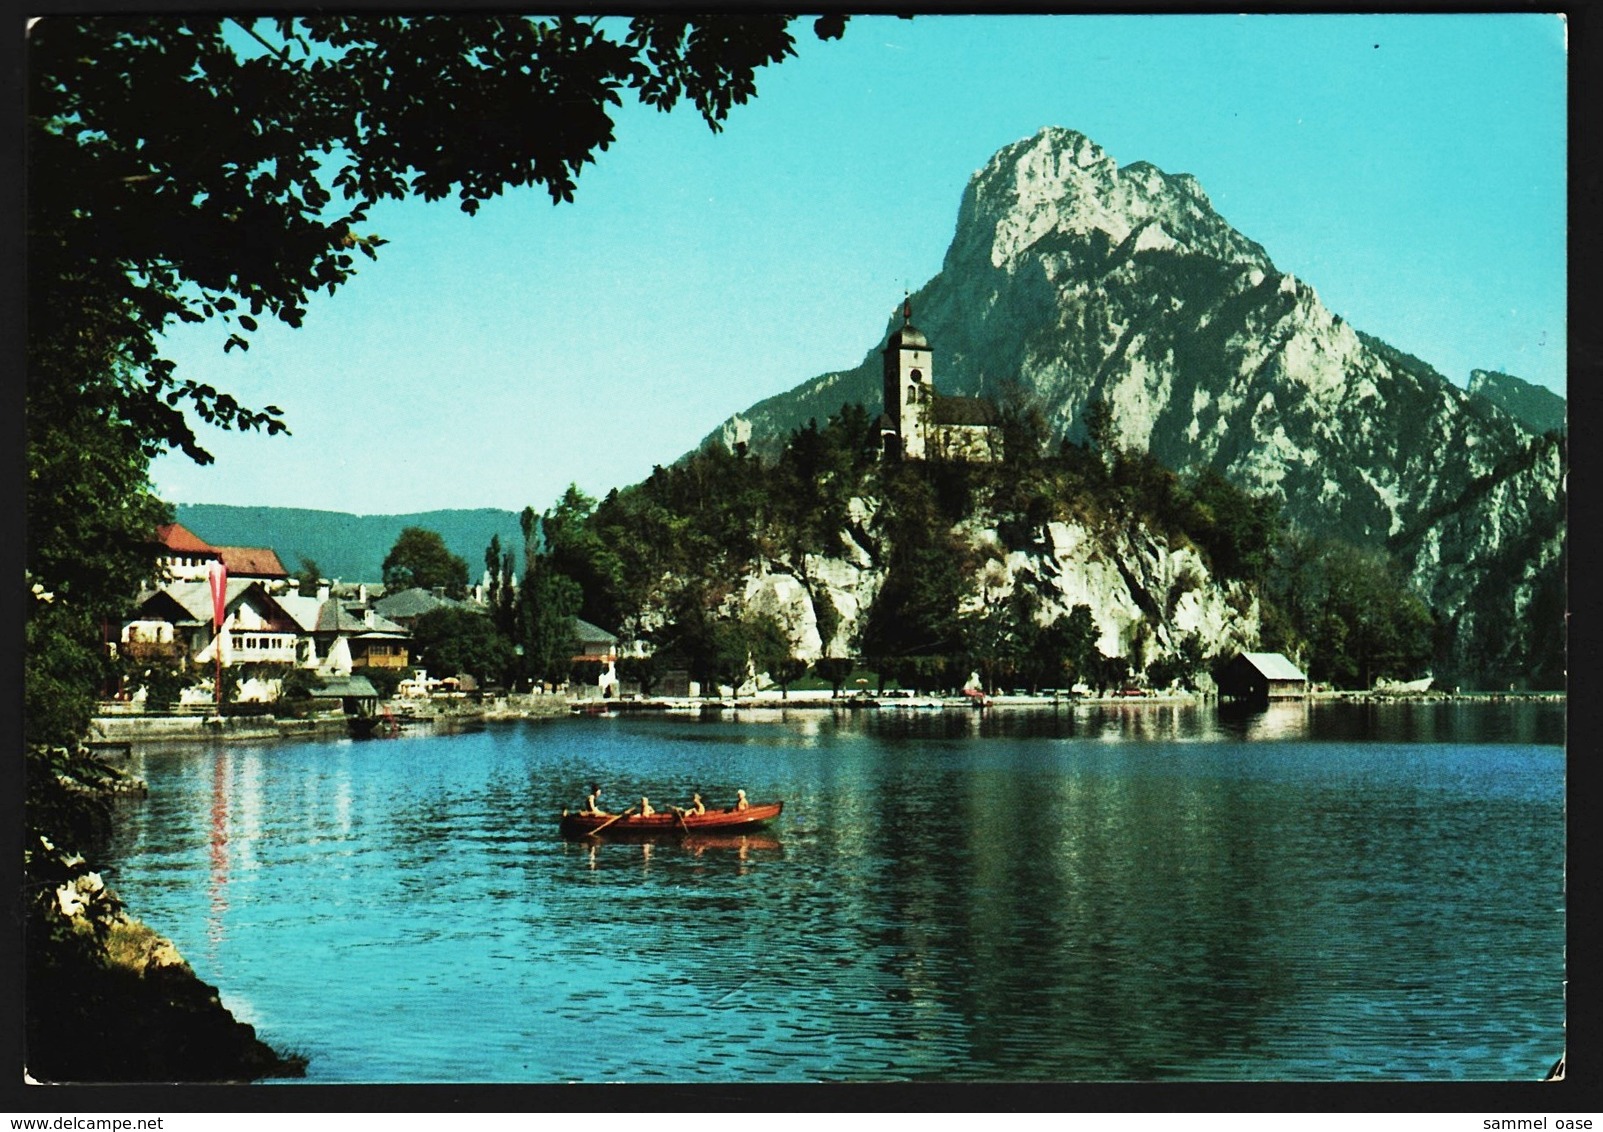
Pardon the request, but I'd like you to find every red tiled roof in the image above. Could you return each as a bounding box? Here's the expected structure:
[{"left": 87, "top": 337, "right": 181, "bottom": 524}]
[
  {"left": 155, "top": 522, "right": 219, "bottom": 555},
  {"left": 215, "top": 545, "right": 290, "bottom": 577}
]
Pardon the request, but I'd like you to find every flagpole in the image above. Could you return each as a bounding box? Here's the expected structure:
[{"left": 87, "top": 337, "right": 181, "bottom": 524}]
[{"left": 207, "top": 559, "right": 228, "bottom": 721}]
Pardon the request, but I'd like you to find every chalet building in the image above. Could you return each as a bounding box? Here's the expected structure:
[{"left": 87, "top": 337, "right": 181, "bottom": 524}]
[
  {"left": 879, "top": 298, "right": 1001, "bottom": 463},
  {"left": 572, "top": 618, "right": 620, "bottom": 665},
  {"left": 153, "top": 522, "right": 222, "bottom": 582},
  {"left": 1217, "top": 652, "right": 1308, "bottom": 703},
  {"left": 214, "top": 544, "right": 291, "bottom": 586},
  {"left": 313, "top": 600, "right": 411, "bottom": 671},
  {"left": 123, "top": 579, "right": 300, "bottom": 666}
]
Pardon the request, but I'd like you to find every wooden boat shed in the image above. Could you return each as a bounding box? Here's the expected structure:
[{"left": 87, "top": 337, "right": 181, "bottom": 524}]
[
  {"left": 308, "top": 673, "right": 381, "bottom": 715},
  {"left": 1217, "top": 652, "right": 1308, "bottom": 703}
]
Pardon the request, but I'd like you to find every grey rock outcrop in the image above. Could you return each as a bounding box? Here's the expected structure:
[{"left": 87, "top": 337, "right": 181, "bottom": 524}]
[{"left": 737, "top": 490, "right": 1256, "bottom": 684}]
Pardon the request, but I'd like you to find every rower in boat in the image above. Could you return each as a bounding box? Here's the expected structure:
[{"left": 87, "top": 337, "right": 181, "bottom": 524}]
[
  {"left": 685, "top": 792, "right": 706, "bottom": 815},
  {"left": 734, "top": 789, "right": 749, "bottom": 812}
]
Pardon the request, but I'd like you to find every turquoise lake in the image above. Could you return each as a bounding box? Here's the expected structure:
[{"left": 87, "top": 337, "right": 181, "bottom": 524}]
[{"left": 100, "top": 700, "right": 1567, "bottom": 1083}]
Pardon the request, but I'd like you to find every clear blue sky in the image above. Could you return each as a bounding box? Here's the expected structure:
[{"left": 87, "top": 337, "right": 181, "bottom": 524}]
[{"left": 150, "top": 13, "right": 1568, "bottom": 517}]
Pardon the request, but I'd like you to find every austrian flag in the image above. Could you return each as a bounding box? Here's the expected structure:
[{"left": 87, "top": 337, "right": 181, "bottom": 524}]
[{"left": 206, "top": 559, "right": 227, "bottom": 629}]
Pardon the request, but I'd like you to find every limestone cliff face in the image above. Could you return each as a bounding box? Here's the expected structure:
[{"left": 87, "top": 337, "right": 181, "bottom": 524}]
[
  {"left": 707, "top": 127, "right": 1564, "bottom": 685},
  {"left": 737, "top": 492, "right": 1256, "bottom": 679}
]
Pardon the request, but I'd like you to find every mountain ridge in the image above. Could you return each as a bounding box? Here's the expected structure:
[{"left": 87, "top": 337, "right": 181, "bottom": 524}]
[
  {"left": 172, "top": 502, "right": 525, "bottom": 584},
  {"left": 702, "top": 125, "right": 1565, "bottom": 685}
]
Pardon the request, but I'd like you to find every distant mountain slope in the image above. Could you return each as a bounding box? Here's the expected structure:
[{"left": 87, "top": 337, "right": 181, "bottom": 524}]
[
  {"left": 173, "top": 504, "right": 525, "bottom": 584},
  {"left": 704, "top": 126, "right": 1565, "bottom": 687},
  {"left": 1467, "top": 369, "right": 1567, "bottom": 435}
]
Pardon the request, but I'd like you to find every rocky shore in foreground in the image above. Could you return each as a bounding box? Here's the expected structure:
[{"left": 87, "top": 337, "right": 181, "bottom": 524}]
[
  {"left": 26, "top": 909, "right": 308, "bottom": 1083},
  {"left": 25, "top": 743, "right": 308, "bottom": 1083}
]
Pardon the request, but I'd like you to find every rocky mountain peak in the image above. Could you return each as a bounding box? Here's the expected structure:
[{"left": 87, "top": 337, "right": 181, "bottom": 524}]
[{"left": 948, "top": 126, "right": 1271, "bottom": 273}]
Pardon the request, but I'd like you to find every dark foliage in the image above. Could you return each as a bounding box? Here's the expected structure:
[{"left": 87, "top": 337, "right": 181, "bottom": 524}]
[
  {"left": 381, "top": 526, "right": 470, "bottom": 598},
  {"left": 409, "top": 606, "right": 513, "bottom": 685}
]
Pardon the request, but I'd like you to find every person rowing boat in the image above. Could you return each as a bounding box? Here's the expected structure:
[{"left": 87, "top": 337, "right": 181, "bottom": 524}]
[{"left": 580, "top": 784, "right": 610, "bottom": 817}]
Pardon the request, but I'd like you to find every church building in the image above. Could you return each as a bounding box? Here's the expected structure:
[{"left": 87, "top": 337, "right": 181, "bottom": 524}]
[{"left": 879, "top": 299, "right": 1001, "bottom": 463}]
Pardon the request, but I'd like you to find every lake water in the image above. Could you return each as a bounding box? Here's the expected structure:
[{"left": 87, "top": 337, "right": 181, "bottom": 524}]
[{"left": 100, "top": 700, "right": 1567, "bottom": 1084}]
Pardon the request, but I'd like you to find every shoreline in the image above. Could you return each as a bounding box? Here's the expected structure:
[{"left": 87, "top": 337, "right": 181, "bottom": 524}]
[
  {"left": 570, "top": 687, "right": 1565, "bottom": 713},
  {"left": 88, "top": 692, "right": 572, "bottom": 744},
  {"left": 25, "top": 907, "right": 309, "bottom": 1083},
  {"left": 89, "top": 686, "right": 1565, "bottom": 743}
]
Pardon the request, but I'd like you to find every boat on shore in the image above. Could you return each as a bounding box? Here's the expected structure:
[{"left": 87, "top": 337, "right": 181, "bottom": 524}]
[
  {"left": 559, "top": 801, "right": 783, "bottom": 840},
  {"left": 348, "top": 710, "right": 403, "bottom": 739}
]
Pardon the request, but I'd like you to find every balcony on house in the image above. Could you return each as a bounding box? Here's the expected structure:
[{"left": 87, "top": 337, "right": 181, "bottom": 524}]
[{"left": 230, "top": 632, "right": 299, "bottom": 664}]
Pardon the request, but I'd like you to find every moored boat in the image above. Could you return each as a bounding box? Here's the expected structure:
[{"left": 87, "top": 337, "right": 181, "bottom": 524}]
[{"left": 559, "top": 801, "right": 783, "bottom": 839}]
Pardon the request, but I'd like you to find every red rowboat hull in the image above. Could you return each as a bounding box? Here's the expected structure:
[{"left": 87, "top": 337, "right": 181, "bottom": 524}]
[{"left": 559, "top": 801, "right": 783, "bottom": 839}]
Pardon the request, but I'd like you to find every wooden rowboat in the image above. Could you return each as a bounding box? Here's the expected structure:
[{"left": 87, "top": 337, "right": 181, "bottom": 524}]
[{"left": 559, "top": 801, "right": 783, "bottom": 840}]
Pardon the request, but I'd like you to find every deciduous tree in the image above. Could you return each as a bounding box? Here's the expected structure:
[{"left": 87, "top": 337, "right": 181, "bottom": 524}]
[
  {"left": 382, "top": 527, "right": 469, "bottom": 597},
  {"left": 409, "top": 607, "right": 513, "bottom": 686}
]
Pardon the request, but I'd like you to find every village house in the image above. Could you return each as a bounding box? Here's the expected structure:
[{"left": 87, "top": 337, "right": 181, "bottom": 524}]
[
  {"left": 373, "top": 586, "right": 477, "bottom": 630},
  {"left": 572, "top": 618, "right": 621, "bottom": 665},
  {"left": 312, "top": 596, "right": 411, "bottom": 672},
  {"left": 121, "top": 575, "right": 411, "bottom": 703},
  {"left": 152, "top": 522, "right": 222, "bottom": 582},
  {"left": 123, "top": 578, "right": 299, "bottom": 667},
  {"left": 153, "top": 522, "right": 290, "bottom": 590}
]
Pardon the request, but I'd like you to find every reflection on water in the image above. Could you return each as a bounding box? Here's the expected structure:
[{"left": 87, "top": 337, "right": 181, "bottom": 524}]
[
  {"left": 102, "top": 701, "right": 1564, "bottom": 1084},
  {"left": 206, "top": 752, "right": 228, "bottom": 962}
]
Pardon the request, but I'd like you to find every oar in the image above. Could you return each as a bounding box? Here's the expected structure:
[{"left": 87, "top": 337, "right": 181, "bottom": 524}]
[
  {"left": 669, "top": 805, "right": 691, "bottom": 834},
  {"left": 583, "top": 806, "right": 636, "bottom": 838}
]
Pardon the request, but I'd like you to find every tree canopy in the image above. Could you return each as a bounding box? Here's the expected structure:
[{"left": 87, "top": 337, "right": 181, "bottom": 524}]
[
  {"left": 409, "top": 606, "right": 513, "bottom": 687},
  {"left": 28, "top": 15, "right": 846, "bottom": 463},
  {"left": 381, "top": 526, "right": 470, "bottom": 597}
]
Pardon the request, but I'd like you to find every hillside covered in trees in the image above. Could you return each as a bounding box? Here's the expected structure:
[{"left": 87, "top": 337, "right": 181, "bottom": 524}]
[{"left": 491, "top": 401, "right": 1437, "bottom": 697}]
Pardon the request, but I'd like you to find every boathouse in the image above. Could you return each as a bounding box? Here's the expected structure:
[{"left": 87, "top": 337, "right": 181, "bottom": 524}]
[
  {"left": 307, "top": 673, "right": 381, "bottom": 715},
  {"left": 1217, "top": 652, "right": 1308, "bottom": 703}
]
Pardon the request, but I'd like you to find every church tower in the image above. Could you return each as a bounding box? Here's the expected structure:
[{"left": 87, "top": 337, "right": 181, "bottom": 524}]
[{"left": 881, "top": 296, "right": 931, "bottom": 460}]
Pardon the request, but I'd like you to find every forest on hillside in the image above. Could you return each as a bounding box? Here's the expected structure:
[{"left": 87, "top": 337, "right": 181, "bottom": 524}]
[{"left": 463, "top": 400, "right": 1436, "bottom": 696}]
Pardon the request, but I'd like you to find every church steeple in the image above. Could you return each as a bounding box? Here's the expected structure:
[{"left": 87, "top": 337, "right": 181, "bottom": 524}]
[{"left": 882, "top": 294, "right": 931, "bottom": 461}]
